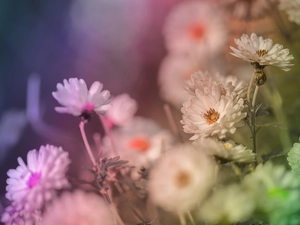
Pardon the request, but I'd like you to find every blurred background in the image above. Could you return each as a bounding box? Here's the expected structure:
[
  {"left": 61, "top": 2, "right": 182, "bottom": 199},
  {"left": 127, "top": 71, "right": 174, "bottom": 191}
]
[{"left": 1, "top": 0, "right": 300, "bottom": 218}]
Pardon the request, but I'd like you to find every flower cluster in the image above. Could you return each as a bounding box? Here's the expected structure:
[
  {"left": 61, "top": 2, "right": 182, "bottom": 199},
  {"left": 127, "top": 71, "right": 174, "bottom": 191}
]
[{"left": 2, "top": 1, "right": 300, "bottom": 225}]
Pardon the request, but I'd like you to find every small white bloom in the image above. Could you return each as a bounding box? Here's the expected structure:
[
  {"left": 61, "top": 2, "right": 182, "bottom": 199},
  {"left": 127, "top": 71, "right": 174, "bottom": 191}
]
[
  {"left": 42, "top": 190, "right": 114, "bottom": 225},
  {"left": 105, "top": 93, "right": 138, "bottom": 127},
  {"left": 287, "top": 139, "right": 300, "bottom": 174},
  {"left": 198, "top": 183, "right": 255, "bottom": 224},
  {"left": 148, "top": 143, "right": 215, "bottom": 213},
  {"left": 5, "top": 145, "right": 70, "bottom": 212},
  {"left": 230, "top": 33, "right": 294, "bottom": 71},
  {"left": 216, "top": 0, "right": 277, "bottom": 20},
  {"left": 163, "top": 1, "right": 228, "bottom": 56},
  {"left": 279, "top": 0, "right": 300, "bottom": 25},
  {"left": 181, "top": 82, "right": 246, "bottom": 140},
  {"left": 193, "top": 138, "right": 256, "bottom": 163},
  {"left": 244, "top": 162, "right": 300, "bottom": 224},
  {"left": 52, "top": 78, "right": 111, "bottom": 118}
]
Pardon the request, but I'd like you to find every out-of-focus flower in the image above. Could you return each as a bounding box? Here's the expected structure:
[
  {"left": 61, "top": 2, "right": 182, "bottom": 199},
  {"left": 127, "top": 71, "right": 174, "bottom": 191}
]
[
  {"left": 104, "top": 93, "right": 138, "bottom": 127},
  {"left": 52, "top": 78, "right": 111, "bottom": 119},
  {"left": 193, "top": 138, "right": 256, "bottom": 163},
  {"left": 158, "top": 54, "right": 205, "bottom": 108},
  {"left": 102, "top": 117, "right": 174, "bottom": 179},
  {"left": 279, "top": 0, "right": 300, "bottom": 25},
  {"left": 181, "top": 80, "right": 246, "bottom": 140},
  {"left": 198, "top": 183, "right": 255, "bottom": 224},
  {"left": 244, "top": 162, "right": 300, "bottom": 224},
  {"left": 148, "top": 143, "right": 215, "bottom": 214},
  {"left": 1, "top": 203, "right": 41, "bottom": 225},
  {"left": 215, "top": 0, "right": 277, "bottom": 20},
  {"left": 287, "top": 138, "right": 300, "bottom": 174},
  {"left": 163, "top": 1, "right": 228, "bottom": 56},
  {"left": 5, "top": 145, "right": 70, "bottom": 212},
  {"left": 42, "top": 190, "right": 114, "bottom": 225},
  {"left": 230, "top": 33, "right": 294, "bottom": 71}
]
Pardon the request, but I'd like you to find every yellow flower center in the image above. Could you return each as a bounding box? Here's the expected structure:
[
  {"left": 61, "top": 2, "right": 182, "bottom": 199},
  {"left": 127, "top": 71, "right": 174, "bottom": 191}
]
[
  {"left": 203, "top": 108, "right": 220, "bottom": 125},
  {"left": 256, "top": 49, "right": 268, "bottom": 57},
  {"left": 175, "top": 171, "right": 191, "bottom": 188},
  {"left": 223, "top": 143, "right": 233, "bottom": 150}
]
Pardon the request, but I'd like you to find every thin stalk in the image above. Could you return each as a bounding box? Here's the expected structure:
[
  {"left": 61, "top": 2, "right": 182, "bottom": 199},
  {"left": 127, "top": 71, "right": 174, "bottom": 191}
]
[
  {"left": 103, "top": 191, "right": 125, "bottom": 225},
  {"left": 79, "top": 121, "right": 97, "bottom": 167},
  {"left": 163, "top": 104, "right": 184, "bottom": 143},
  {"left": 187, "top": 211, "right": 195, "bottom": 225},
  {"left": 178, "top": 213, "right": 186, "bottom": 225},
  {"left": 247, "top": 71, "right": 256, "bottom": 104},
  {"left": 114, "top": 182, "right": 146, "bottom": 222}
]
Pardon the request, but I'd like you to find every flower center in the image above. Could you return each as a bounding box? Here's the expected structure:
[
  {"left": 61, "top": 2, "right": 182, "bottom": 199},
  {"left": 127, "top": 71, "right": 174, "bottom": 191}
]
[
  {"left": 256, "top": 49, "right": 268, "bottom": 57},
  {"left": 188, "top": 24, "right": 206, "bottom": 40},
  {"left": 27, "top": 172, "right": 41, "bottom": 188},
  {"left": 82, "top": 103, "right": 95, "bottom": 114},
  {"left": 223, "top": 142, "right": 234, "bottom": 150},
  {"left": 203, "top": 108, "right": 220, "bottom": 125},
  {"left": 129, "top": 137, "right": 150, "bottom": 152},
  {"left": 175, "top": 171, "right": 191, "bottom": 188}
]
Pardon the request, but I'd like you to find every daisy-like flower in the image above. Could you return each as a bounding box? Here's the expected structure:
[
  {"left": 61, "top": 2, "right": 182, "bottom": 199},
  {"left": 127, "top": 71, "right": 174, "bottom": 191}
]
[
  {"left": 52, "top": 78, "right": 111, "bottom": 120},
  {"left": 104, "top": 93, "right": 138, "bottom": 127},
  {"left": 279, "top": 0, "right": 300, "bottom": 25},
  {"left": 230, "top": 33, "right": 294, "bottom": 71},
  {"left": 148, "top": 143, "right": 215, "bottom": 214},
  {"left": 244, "top": 162, "right": 300, "bottom": 224},
  {"left": 42, "top": 190, "right": 114, "bottom": 225},
  {"left": 198, "top": 183, "right": 255, "bottom": 224},
  {"left": 181, "top": 81, "right": 246, "bottom": 140},
  {"left": 215, "top": 0, "right": 277, "bottom": 20},
  {"left": 287, "top": 138, "right": 300, "bottom": 174},
  {"left": 185, "top": 70, "right": 247, "bottom": 99},
  {"left": 163, "top": 1, "right": 228, "bottom": 56},
  {"left": 193, "top": 138, "right": 256, "bottom": 163},
  {"left": 5, "top": 145, "right": 70, "bottom": 212}
]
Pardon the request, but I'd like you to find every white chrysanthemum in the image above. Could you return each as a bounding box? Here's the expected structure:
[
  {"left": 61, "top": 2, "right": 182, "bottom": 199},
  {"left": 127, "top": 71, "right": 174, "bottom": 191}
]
[
  {"left": 185, "top": 71, "right": 247, "bottom": 99},
  {"left": 158, "top": 54, "right": 206, "bottom": 108},
  {"left": 181, "top": 83, "right": 246, "bottom": 140},
  {"left": 52, "top": 78, "right": 111, "bottom": 117},
  {"left": 1, "top": 203, "right": 41, "bottom": 225},
  {"left": 148, "top": 143, "right": 215, "bottom": 213},
  {"left": 287, "top": 139, "right": 300, "bottom": 174},
  {"left": 244, "top": 161, "right": 300, "bottom": 224},
  {"left": 42, "top": 190, "right": 114, "bottom": 225},
  {"left": 105, "top": 93, "right": 138, "bottom": 127},
  {"left": 216, "top": 0, "right": 277, "bottom": 20},
  {"left": 5, "top": 145, "right": 70, "bottom": 212},
  {"left": 198, "top": 183, "right": 255, "bottom": 224},
  {"left": 102, "top": 117, "right": 174, "bottom": 179},
  {"left": 279, "top": 0, "right": 300, "bottom": 25},
  {"left": 163, "top": 1, "right": 228, "bottom": 56},
  {"left": 193, "top": 138, "right": 256, "bottom": 163},
  {"left": 230, "top": 33, "right": 294, "bottom": 71}
]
